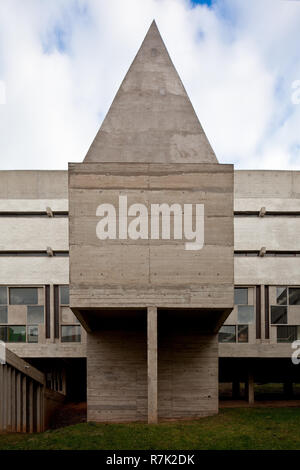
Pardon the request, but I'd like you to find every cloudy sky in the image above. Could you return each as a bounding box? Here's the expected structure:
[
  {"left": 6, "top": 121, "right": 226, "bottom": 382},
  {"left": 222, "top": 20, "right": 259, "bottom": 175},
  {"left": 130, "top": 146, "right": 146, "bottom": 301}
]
[{"left": 0, "top": 0, "right": 300, "bottom": 170}]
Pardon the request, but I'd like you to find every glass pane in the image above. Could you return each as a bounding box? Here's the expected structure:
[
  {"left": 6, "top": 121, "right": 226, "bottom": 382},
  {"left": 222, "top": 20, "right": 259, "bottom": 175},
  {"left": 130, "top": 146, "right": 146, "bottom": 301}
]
[
  {"left": 218, "top": 325, "right": 236, "bottom": 343},
  {"left": 27, "top": 325, "right": 38, "bottom": 343},
  {"left": 0, "top": 287, "right": 7, "bottom": 305},
  {"left": 277, "top": 326, "right": 297, "bottom": 343},
  {"left": 9, "top": 288, "right": 38, "bottom": 305},
  {"left": 0, "top": 326, "right": 7, "bottom": 342},
  {"left": 234, "top": 288, "right": 248, "bottom": 305},
  {"left": 289, "top": 288, "right": 300, "bottom": 305},
  {"left": 276, "top": 287, "right": 287, "bottom": 305},
  {"left": 60, "top": 286, "right": 69, "bottom": 305},
  {"left": 0, "top": 306, "right": 8, "bottom": 323},
  {"left": 238, "top": 325, "right": 248, "bottom": 343},
  {"left": 238, "top": 305, "right": 254, "bottom": 324},
  {"left": 61, "top": 325, "right": 81, "bottom": 343},
  {"left": 7, "top": 326, "right": 26, "bottom": 343},
  {"left": 27, "top": 306, "right": 44, "bottom": 324},
  {"left": 271, "top": 306, "right": 287, "bottom": 324}
]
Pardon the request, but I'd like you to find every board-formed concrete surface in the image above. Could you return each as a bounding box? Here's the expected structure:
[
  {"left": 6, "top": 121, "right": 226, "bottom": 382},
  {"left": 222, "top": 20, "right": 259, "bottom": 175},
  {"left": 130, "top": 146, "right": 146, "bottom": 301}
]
[{"left": 69, "top": 21, "right": 234, "bottom": 422}]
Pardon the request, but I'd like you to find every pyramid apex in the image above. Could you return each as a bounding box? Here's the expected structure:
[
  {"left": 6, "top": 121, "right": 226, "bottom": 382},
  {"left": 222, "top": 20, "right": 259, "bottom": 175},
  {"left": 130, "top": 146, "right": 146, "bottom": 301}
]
[
  {"left": 149, "top": 19, "right": 159, "bottom": 29},
  {"left": 84, "top": 23, "right": 218, "bottom": 164}
]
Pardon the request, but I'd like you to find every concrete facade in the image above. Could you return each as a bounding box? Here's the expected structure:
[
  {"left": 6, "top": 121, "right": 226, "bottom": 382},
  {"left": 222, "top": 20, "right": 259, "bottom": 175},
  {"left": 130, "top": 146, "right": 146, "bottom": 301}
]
[
  {"left": 1, "top": 22, "right": 300, "bottom": 424},
  {"left": 1, "top": 168, "right": 300, "bottom": 415},
  {"left": 69, "top": 21, "right": 234, "bottom": 422}
]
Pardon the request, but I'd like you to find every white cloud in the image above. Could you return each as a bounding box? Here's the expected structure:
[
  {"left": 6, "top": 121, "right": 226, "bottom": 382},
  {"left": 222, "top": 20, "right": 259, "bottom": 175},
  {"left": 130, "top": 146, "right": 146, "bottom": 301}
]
[{"left": 0, "top": 0, "right": 300, "bottom": 170}]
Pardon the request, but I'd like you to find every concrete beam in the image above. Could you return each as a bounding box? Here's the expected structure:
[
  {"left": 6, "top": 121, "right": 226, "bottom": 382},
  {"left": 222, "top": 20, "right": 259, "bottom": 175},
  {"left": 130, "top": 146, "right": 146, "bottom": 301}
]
[{"left": 147, "top": 306, "right": 158, "bottom": 424}]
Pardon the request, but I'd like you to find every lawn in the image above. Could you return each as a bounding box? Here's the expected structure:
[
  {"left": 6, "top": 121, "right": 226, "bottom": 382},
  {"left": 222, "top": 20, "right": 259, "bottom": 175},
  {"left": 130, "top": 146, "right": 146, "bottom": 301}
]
[{"left": 0, "top": 407, "right": 300, "bottom": 450}]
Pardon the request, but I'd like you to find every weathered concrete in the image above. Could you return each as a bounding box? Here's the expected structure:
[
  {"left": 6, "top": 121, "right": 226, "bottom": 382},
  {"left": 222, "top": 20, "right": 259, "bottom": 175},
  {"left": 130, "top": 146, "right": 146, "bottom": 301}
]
[
  {"left": 84, "top": 21, "right": 217, "bottom": 165},
  {"left": 0, "top": 171, "right": 68, "bottom": 199},
  {"left": 0, "top": 349, "right": 45, "bottom": 433},
  {"left": 0, "top": 218, "right": 68, "bottom": 250},
  {"left": 69, "top": 22, "right": 234, "bottom": 422},
  {"left": 69, "top": 163, "right": 234, "bottom": 316}
]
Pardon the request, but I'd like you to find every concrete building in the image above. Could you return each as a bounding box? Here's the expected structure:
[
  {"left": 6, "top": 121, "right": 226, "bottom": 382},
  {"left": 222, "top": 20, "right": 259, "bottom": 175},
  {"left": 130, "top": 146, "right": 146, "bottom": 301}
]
[{"left": 1, "top": 22, "right": 300, "bottom": 428}]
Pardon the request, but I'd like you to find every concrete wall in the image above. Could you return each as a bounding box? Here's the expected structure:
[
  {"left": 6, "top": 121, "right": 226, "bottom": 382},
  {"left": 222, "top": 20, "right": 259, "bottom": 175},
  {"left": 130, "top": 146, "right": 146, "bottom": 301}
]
[
  {"left": 158, "top": 331, "right": 218, "bottom": 418},
  {"left": 1, "top": 168, "right": 300, "bottom": 404},
  {"left": 0, "top": 218, "right": 68, "bottom": 251},
  {"left": 87, "top": 325, "right": 218, "bottom": 422},
  {"left": 69, "top": 162, "right": 234, "bottom": 314},
  {"left": 87, "top": 329, "right": 147, "bottom": 422},
  {"left": 0, "top": 171, "right": 67, "bottom": 199}
]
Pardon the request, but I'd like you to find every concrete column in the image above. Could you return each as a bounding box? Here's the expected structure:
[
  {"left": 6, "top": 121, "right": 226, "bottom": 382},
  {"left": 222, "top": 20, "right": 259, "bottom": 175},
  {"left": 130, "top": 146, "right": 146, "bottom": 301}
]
[
  {"left": 246, "top": 372, "right": 254, "bottom": 405},
  {"left": 41, "top": 386, "right": 45, "bottom": 432},
  {"left": 22, "top": 375, "right": 27, "bottom": 433},
  {"left": 11, "top": 369, "right": 16, "bottom": 432},
  {"left": 36, "top": 385, "right": 41, "bottom": 432},
  {"left": 50, "top": 283, "right": 55, "bottom": 343},
  {"left": 147, "top": 306, "right": 158, "bottom": 424},
  {"left": 29, "top": 381, "right": 34, "bottom": 433},
  {"left": 2, "top": 365, "right": 7, "bottom": 431},
  {"left": 7, "top": 366, "right": 12, "bottom": 431},
  {"left": 16, "top": 372, "right": 21, "bottom": 432}
]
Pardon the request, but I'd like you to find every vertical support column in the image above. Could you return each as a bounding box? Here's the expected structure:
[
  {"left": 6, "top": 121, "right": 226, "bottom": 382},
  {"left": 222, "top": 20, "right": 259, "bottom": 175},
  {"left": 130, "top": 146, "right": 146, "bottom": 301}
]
[
  {"left": 11, "top": 369, "right": 16, "bottom": 432},
  {"left": 2, "top": 365, "right": 8, "bottom": 431},
  {"left": 147, "top": 306, "right": 158, "bottom": 424},
  {"left": 29, "top": 381, "right": 34, "bottom": 433},
  {"left": 246, "top": 371, "right": 254, "bottom": 405},
  {"left": 265, "top": 285, "right": 270, "bottom": 340},
  {"left": 16, "top": 372, "right": 21, "bottom": 432},
  {"left": 7, "top": 366, "right": 12, "bottom": 431},
  {"left": 54, "top": 285, "right": 60, "bottom": 340},
  {"left": 40, "top": 385, "right": 45, "bottom": 432},
  {"left": 256, "top": 285, "right": 261, "bottom": 339},
  {"left": 36, "top": 385, "right": 41, "bottom": 432},
  {"left": 50, "top": 284, "right": 55, "bottom": 342},
  {"left": 45, "top": 284, "right": 51, "bottom": 339},
  {"left": 22, "top": 375, "right": 27, "bottom": 433},
  {"left": 260, "top": 284, "right": 265, "bottom": 342}
]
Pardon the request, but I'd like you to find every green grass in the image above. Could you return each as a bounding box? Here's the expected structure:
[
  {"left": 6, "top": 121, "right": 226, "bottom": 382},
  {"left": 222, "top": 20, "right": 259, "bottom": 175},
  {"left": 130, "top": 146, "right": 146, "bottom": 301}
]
[{"left": 1, "top": 407, "right": 300, "bottom": 450}]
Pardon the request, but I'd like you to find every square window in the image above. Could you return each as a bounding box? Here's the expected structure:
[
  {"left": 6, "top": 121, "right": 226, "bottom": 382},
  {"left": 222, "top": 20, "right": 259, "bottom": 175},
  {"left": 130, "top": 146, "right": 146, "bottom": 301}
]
[
  {"left": 27, "top": 306, "right": 44, "bottom": 324},
  {"left": 7, "top": 326, "right": 26, "bottom": 343},
  {"left": 277, "top": 326, "right": 297, "bottom": 343},
  {"left": 218, "top": 325, "right": 236, "bottom": 343},
  {"left": 238, "top": 305, "right": 254, "bottom": 324},
  {"left": 234, "top": 288, "right": 248, "bottom": 305},
  {"left": 289, "top": 288, "right": 300, "bottom": 305},
  {"left": 0, "top": 306, "right": 8, "bottom": 323},
  {"left": 61, "top": 325, "right": 81, "bottom": 343},
  {"left": 238, "top": 325, "right": 248, "bottom": 343},
  {"left": 271, "top": 306, "right": 287, "bottom": 324},
  {"left": 0, "top": 326, "right": 7, "bottom": 342},
  {"left": 276, "top": 287, "right": 287, "bottom": 305},
  {"left": 0, "top": 287, "right": 7, "bottom": 305},
  {"left": 27, "top": 325, "right": 38, "bottom": 343},
  {"left": 10, "top": 288, "right": 38, "bottom": 305},
  {"left": 60, "top": 286, "right": 69, "bottom": 305}
]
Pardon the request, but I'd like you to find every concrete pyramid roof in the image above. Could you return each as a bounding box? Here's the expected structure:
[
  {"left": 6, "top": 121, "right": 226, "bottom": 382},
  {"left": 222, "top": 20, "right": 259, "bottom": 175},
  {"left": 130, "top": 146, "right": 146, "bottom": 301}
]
[{"left": 84, "top": 20, "right": 218, "bottom": 164}]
